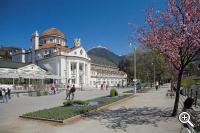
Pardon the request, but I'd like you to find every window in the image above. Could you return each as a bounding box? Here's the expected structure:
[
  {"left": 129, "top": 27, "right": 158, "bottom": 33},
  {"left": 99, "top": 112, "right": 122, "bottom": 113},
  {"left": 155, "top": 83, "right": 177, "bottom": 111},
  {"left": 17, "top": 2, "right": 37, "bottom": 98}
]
[
  {"left": 71, "top": 63, "right": 76, "bottom": 70},
  {"left": 80, "top": 50, "right": 83, "bottom": 55},
  {"left": 50, "top": 38, "right": 53, "bottom": 42},
  {"left": 45, "top": 50, "right": 47, "bottom": 54},
  {"left": 49, "top": 49, "right": 51, "bottom": 54},
  {"left": 79, "top": 64, "right": 83, "bottom": 71},
  {"left": 72, "top": 79, "right": 76, "bottom": 84}
]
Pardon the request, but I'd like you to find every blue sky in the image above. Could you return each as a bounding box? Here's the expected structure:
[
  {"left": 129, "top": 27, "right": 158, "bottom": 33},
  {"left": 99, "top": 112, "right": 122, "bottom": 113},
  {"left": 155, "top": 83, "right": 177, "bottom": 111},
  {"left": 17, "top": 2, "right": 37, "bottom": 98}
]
[{"left": 0, "top": 0, "right": 166, "bottom": 55}]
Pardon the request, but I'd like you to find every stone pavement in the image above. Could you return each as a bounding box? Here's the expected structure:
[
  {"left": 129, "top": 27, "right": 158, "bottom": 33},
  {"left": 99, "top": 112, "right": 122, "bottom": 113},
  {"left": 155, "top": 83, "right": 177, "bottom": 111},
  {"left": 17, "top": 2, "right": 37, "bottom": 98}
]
[
  {"left": 0, "top": 84, "right": 181, "bottom": 133},
  {"left": 0, "top": 87, "right": 131, "bottom": 133}
]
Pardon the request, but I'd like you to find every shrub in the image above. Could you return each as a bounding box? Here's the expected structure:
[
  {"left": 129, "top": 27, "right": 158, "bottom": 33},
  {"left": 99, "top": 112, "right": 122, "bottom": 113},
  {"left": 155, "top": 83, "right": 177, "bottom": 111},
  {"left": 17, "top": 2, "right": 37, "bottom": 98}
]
[
  {"left": 73, "top": 100, "right": 89, "bottom": 105},
  {"left": 110, "top": 88, "right": 118, "bottom": 97},
  {"left": 181, "top": 77, "right": 196, "bottom": 89},
  {"left": 63, "top": 100, "right": 74, "bottom": 106},
  {"left": 63, "top": 100, "right": 89, "bottom": 106}
]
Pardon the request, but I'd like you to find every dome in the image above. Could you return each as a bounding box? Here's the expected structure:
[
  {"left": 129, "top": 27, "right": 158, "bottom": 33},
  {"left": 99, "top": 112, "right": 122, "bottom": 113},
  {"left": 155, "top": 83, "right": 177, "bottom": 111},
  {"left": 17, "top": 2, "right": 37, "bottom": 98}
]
[{"left": 41, "top": 28, "right": 65, "bottom": 38}]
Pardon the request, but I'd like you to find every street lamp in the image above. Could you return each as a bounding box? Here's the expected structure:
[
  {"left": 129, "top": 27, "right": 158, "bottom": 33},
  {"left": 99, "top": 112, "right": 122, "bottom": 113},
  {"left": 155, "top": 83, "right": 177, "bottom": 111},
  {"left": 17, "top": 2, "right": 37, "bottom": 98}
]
[
  {"left": 152, "top": 62, "right": 155, "bottom": 87},
  {"left": 129, "top": 42, "right": 137, "bottom": 94}
]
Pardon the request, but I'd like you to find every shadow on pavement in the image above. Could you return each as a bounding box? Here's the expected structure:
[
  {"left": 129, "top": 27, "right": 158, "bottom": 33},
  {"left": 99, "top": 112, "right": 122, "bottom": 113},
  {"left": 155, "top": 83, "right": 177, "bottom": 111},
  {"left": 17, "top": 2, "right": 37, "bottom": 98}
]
[{"left": 84, "top": 107, "right": 173, "bottom": 131}]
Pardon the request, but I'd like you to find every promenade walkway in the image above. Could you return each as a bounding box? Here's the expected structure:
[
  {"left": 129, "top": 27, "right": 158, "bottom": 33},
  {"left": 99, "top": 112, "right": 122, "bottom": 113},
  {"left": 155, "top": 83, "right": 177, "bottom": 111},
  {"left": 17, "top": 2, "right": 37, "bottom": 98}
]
[{"left": 0, "top": 84, "right": 181, "bottom": 133}]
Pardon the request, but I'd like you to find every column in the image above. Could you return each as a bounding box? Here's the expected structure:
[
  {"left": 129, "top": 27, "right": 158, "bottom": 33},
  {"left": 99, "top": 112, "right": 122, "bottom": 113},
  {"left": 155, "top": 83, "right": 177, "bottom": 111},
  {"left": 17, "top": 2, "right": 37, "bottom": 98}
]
[
  {"left": 76, "top": 62, "right": 79, "bottom": 85},
  {"left": 67, "top": 61, "right": 71, "bottom": 83},
  {"left": 83, "top": 63, "right": 85, "bottom": 85},
  {"left": 87, "top": 63, "right": 91, "bottom": 86}
]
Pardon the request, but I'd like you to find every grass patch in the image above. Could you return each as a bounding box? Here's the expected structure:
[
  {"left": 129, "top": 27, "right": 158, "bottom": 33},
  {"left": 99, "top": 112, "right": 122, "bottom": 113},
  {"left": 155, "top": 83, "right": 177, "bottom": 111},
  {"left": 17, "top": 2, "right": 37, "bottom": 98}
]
[
  {"left": 23, "top": 106, "right": 98, "bottom": 120},
  {"left": 22, "top": 94, "right": 132, "bottom": 121}
]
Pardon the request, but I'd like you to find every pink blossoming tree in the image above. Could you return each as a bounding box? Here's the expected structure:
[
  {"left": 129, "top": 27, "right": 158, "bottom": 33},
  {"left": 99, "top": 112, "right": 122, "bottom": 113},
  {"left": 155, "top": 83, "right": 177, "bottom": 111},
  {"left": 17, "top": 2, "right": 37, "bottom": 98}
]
[{"left": 139, "top": 0, "right": 200, "bottom": 116}]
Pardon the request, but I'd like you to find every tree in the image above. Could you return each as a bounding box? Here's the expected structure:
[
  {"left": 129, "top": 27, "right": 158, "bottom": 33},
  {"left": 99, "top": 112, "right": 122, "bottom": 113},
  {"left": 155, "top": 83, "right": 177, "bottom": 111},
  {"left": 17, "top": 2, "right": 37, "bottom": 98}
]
[
  {"left": 139, "top": 0, "right": 200, "bottom": 116},
  {"left": 119, "top": 50, "right": 169, "bottom": 84}
]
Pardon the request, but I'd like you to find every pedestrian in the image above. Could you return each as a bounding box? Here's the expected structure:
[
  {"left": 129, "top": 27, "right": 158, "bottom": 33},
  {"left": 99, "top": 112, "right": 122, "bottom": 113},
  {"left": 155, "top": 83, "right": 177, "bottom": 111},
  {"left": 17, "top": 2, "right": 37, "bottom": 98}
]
[
  {"left": 51, "top": 85, "right": 56, "bottom": 95},
  {"left": 106, "top": 84, "right": 109, "bottom": 90},
  {"left": 0, "top": 88, "right": 2, "bottom": 103},
  {"left": 180, "top": 97, "right": 196, "bottom": 132},
  {"left": 8, "top": 88, "right": 11, "bottom": 99},
  {"left": 117, "top": 83, "right": 120, "bottom": 88},
  {"left": 66, "top": 85, "right": 70, "bottom": 100},
  {"left": 2, "top": 89, "right": 6, "bottom": 103},
  {"left": 182, "top": 97, "right": 194, "bottom": 111},
  {"left": 155, "top": 81, "right": 159, "bottom": 91},
  {"left": 101, "top": 84, "right": 103, "bottom": 90},
  {"left": 70, "top": 85, "right": 76, "bottom": 100},
  {"left": 5, "top": 88, "right": 8, "bottom": 102}
]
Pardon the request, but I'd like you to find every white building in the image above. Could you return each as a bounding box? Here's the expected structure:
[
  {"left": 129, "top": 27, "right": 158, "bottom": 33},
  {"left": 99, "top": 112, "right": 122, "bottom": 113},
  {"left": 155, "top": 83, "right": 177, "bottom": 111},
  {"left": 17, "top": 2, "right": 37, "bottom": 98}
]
[{"left": 12, "top": 28, "right": 127, "bottom": 88}]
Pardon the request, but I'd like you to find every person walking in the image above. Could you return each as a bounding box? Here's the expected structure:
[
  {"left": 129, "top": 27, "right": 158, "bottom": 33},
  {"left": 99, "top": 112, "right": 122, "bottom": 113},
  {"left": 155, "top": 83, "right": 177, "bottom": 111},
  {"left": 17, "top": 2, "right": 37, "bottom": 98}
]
[
  {"left": 155, "top": 81, "right": 159, "bottom": 91},
  {"left": 106, "top": 84, "right": 109, "bottom": 90},
  {"left": 100, "top": 84, "right": 103, "bottom": 90},
  {"left": 51, "top": 85, "right": 56, "bottom": 95},
  {"left": 5, "top": 88, "right": 8, "bottom": 102},
  {"left": 70, "top": 85, "right": 76, "bottom": 100},
  {"left": 65, "top": 85, "right": 70, "bottom": 100},
  {"left": 2, "top": 89, "right": 6, "bottom": 103},
  {"left": 0, "top": 88, "right": 2, "bottom": 103},
  {"left": 8, "top": 88, "right": 11, "bottom": 99}
]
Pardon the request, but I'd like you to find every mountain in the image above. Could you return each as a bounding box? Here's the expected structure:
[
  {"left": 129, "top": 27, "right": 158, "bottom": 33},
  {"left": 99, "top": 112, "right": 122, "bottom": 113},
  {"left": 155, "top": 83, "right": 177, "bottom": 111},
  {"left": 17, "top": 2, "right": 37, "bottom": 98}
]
[{"left": 87, "top": 45, "right": 125, "bottom": 66}]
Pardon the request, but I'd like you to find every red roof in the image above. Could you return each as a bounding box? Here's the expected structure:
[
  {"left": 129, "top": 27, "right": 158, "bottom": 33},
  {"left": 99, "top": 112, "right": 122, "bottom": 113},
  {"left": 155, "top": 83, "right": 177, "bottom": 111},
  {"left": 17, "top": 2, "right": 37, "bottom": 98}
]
[{"left": 41, "top": 28, "right": 65, "bottom": 39}]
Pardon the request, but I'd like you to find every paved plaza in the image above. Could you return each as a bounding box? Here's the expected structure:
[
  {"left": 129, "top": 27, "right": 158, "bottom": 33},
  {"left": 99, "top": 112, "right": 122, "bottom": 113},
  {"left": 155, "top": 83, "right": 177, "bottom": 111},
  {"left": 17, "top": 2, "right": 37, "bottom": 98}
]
[{"left": 0, "top": 85, "right": 181, "bottom": 133}]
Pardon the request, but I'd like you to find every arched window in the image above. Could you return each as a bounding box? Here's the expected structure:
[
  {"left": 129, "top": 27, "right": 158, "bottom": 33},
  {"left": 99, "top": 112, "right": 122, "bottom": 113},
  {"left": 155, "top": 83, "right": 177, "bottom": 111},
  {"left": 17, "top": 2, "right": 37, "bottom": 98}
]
[
  {"left": 56, "top": 39, "right": 59, "bottom": 44},
  {"left": 80, "top": 50, "right": 83, "bottom": 55}
]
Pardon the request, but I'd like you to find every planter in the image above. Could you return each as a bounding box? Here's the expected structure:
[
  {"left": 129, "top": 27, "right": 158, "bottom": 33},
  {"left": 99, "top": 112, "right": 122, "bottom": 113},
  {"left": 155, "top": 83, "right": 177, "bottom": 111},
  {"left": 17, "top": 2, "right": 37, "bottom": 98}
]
[{"left": 20, "top": 94, "right": 134, "bottom": 124}]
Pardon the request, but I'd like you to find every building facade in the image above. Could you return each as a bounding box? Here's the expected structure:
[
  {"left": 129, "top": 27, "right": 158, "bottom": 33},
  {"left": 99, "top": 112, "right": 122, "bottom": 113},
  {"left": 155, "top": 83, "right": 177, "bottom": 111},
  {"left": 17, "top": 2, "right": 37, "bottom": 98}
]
[
  {"left": 90, "top": 63, "right": 127, "bottom": 88},
  {"left": 12, "top": 28, "right": 127, "bottom": 88}
]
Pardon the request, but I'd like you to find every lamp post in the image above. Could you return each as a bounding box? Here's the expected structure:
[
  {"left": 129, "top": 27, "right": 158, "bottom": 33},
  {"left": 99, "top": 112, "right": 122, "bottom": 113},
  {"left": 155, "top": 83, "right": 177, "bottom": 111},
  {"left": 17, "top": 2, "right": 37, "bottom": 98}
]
[
  {"left": 152, "top": 62, "right": 155, "bottom": 87},
  {"left": 129, "top": 42, "right": 137, "bottom": 94}
]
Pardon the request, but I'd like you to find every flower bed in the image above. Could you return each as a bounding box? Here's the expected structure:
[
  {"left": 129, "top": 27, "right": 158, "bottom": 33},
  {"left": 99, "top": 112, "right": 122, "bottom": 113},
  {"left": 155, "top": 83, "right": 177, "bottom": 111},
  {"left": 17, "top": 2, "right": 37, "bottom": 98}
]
[{"left": 21, "top": 94, "right": 132, "bottom": 122}]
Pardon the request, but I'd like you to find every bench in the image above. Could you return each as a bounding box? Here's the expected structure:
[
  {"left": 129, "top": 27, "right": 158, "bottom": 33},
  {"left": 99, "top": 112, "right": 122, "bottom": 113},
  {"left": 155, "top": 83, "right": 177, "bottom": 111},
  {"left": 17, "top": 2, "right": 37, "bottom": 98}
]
[{"left": 166, "top": 90, "right": 175, "bottom": 97}]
